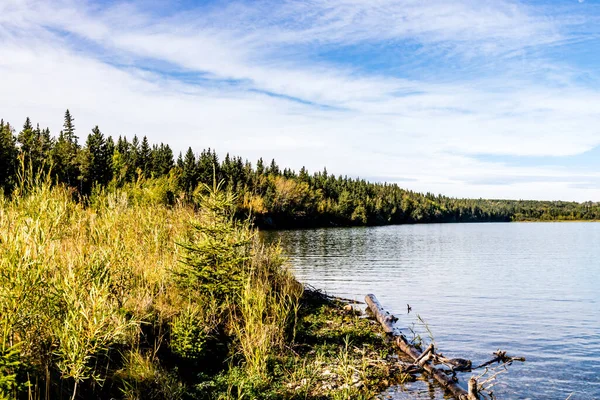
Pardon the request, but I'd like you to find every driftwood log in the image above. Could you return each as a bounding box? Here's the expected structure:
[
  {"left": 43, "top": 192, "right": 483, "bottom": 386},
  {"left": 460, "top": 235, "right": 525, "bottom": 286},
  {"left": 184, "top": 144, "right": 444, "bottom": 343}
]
[{"left": 365, "top": 294, "right": 477, "bottom": 400}]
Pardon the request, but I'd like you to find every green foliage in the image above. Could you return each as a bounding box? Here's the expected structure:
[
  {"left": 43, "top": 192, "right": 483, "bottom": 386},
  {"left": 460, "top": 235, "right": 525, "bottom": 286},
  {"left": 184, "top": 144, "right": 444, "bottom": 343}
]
[
  {"left": 0, "top": 120, "right": 17, "bottom": 192},
  {"left": 85, "top": 125, "right": 113, "bottom": 190},
  {"left": 116, "top": 351, "right": 185, "bottom": 400},
  {"left": 169, "top": 306, "right": 207, "bottom": 360},
  {"left": 0, "top": 345, "right": 22, "bottom": 400},
  {"left": 0, "top": 166, "right": 191, "bottom": 399},
  {"left": 54, "top": 269, "right": 134, "bottom": 388},
  {"left": 62, "top": 109, "right": 77, "bottom": 144},
  {"left": 4, "top": 110, "right": 600, "bottom": 228},
  {"left": 176, "top": 181, "right": 252, "bottom": 301},
  {"left": 1, "top": 161, "right": 414, "bottom": 399},
  {"left": 181, "top": 147, "right": 198, "bottom": 192},
  {"left": 138, "top": 136, "right": 152, "bottom": 177},
  {"left": 152, "top": 143, "right": 174, "bottom": 177}
]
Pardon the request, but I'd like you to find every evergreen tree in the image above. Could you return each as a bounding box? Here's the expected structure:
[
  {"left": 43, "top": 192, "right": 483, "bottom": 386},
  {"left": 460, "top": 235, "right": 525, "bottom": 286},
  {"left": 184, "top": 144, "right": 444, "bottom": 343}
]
[
  {"left": 299, "top": 166, "right": 309, "bottom": 182},
  {"left": 38, "top": 127, "right": 54, "bottom": 172},
  {"left": 197, "top": 148, "right": 220, "bottom": 185},
  {"left": 63, "top": 109, "right": 77, "bottom": 144},
  {"left": 181, "top": 147, "right": 198, "bottom": 191},
  {"left": 138, "top": 136, "right": 152, "bottom": 177},
  {"left": 267, "top": 159, "right": 280, "bottom": 175},
  {"left": 85, "top": 126, "right": 111, "bottom": 189},
  {"left": 130, "top": 135, "right": 140, "bottom": 177},
  {"left": 222, "top": 153, "right": 244, "bottom": 187},
  {"left": 162, "top": 144, "right": 174, "bottom": 172},
  {"left": 50, "top": 110, "right": 81, "bottom": 186},
  {"left": 222, "top": 153, "right": 233, "bottom": 184},
  {"left": 27, "top": 124, "right": 54, "bottom": 174},
  {"left": 15, "top": 118, "right": 53, "bottom": 175},
  {"left": 106, "top": 136, "right": 115, "bottom": 163},
  {"left": 243, "top": 160, "right": 253, "bottom": 182},
  {"left": 256, "top": 157, "right": 265, "bottom": 175},
  {"left": 0, "top": 120, "right": 17, "bottom": 191},
  {"left": 17, "top": 117, "right": 35, "bottom": 164},
  {"left": 7, "top": 109, "right": 598, "bottom": 227},
  {"left": 117, "top": 136, "right": 129, "bottom": 155},
  {"left": 152, "top": 143, "right": 174, "bottom": 176},
  {"left": 112, "top": 136, "right": 131, "bottom": 183},
  {"left": 52, "top": 132, "right": 79, "bottom": 186}
]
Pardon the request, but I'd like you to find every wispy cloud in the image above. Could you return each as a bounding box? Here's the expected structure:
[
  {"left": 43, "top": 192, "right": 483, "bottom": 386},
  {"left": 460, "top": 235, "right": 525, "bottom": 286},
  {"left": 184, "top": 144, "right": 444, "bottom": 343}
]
[{"left": 1, "top": 0, "right": 600, "bottom": 200}]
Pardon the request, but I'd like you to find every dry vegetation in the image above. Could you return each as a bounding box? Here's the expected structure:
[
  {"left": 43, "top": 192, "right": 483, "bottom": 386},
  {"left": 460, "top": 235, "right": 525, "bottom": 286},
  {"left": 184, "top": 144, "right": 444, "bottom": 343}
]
[{"left": 0, "top": 167, "right": 402, "bottom": 400}]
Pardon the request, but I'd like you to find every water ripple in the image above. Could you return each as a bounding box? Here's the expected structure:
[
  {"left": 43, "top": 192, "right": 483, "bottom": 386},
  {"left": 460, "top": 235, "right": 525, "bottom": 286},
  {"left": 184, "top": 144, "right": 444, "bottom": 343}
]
[{"left": 264, "top": 222, "right": 600, "bottom": 399}]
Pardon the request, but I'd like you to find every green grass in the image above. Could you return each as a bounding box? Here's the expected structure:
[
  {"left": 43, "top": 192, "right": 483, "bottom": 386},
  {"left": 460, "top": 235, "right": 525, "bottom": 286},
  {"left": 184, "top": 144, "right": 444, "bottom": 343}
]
[{"left": 0, "top": 167, "right": 402, "bottom": 399}]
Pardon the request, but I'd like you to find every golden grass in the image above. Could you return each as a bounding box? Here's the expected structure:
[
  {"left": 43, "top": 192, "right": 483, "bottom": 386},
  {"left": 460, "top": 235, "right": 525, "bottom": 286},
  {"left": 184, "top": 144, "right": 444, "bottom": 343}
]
[{"left": 0, "top": 170, "right": 301, "bottom": 399}]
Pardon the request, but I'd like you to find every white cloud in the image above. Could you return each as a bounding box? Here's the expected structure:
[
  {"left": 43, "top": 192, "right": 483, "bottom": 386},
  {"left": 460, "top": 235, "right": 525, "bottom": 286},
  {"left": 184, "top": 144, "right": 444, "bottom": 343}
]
[{"left": 1, "top": 0, "right": 600, "bottom": 201}]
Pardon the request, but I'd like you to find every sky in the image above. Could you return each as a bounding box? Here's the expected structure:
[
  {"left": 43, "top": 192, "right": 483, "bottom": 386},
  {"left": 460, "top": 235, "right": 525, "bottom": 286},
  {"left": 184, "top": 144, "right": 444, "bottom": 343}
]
[{"left": 1, "top": 0, "right": 600, "bottom": 201}]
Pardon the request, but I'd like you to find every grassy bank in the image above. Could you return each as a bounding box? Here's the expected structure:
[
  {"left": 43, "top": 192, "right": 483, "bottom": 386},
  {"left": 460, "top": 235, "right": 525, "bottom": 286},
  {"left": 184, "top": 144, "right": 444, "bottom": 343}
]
[{"left": 0, "top": 170, "right": 402, "bottom": 399}]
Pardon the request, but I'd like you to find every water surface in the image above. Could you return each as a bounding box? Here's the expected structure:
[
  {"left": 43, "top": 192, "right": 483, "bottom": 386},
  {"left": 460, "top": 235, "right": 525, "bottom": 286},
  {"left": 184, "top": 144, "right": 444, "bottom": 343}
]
[{"left": 264, "top": 222, "right": 600, "bottom": 399}]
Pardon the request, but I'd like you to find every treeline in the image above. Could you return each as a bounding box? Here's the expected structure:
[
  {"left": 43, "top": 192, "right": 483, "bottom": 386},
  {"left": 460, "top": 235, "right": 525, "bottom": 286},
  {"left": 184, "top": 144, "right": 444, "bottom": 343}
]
[{"left": 2, "top": 110, "right": 600, "bottom": 227}]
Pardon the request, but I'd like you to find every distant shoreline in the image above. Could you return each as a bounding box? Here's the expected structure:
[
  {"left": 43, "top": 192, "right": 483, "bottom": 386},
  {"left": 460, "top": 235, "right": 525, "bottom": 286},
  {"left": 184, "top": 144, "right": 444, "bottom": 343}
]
[
  {"left": 258, "top": 217, "right": 600, "bottom": 230},
  {"left": 513, "top": 219, "right": 600, "bottom": 223}
]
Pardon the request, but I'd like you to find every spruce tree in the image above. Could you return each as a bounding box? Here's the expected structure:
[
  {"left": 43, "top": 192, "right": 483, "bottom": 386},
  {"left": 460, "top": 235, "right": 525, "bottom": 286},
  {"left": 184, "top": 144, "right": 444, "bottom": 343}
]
[
  {"left": 0, "top": 120, "right": 18, "bottom": 191},
  {"left": 152, "top": 143, "right": 174, "bottom": 176},
  {"left": 299, "top": 166, "right": 309, "bottom": 182},
  {"left": 17, "top": 117, "right": 35, "bottom": 164},
  {"left": 234, "top": 156, "right": 244, "bottom": 183},
  {"left": 162, "top": 144, "right": 174, "bottom": 173},
  {"left": 182, "top": 147, "right": 198, "bottom": 191},
  {"left": 63, "top": 109, "right": 77, "bottom": 144},
  {"left": 256, "top": 158, "right": 265, "bottom": 175},
  {"left": 197, "top": 148, "right": 219, "bottom": 185},
  {"left": 50, "top": 110, "right": 81, "bottom": 186},
  {"left": 221, "top": 153, "right": 233, "bottom": 186},
  {"left": 38, "top": 127, "right": 54, "bottom": 172},
  {"left": 117, "top": 136, "right": 129, "bottom": 155},
  {"left": 138, "top": 136, "right": 152, "bottom": 177},
  {"left": 52, "top": 134, "right": 79, "bottom": 186},
  {"left": 26, "top": 124, "right": 54, "bottom": 175},
  {"left": 112, "top": 136, "right": 131, "bottom": 183},
  {"left": 85, "top": 126, "right": 111, "bottom": 189},
  {"left": 243, "top": 160, "right": 253, "bottom": 183},
  {"left": 130, "top": 135, "right": 140, "bottom": 178},
  {"left": 267, "top": 158, "right": 280, "bottom": 175},
  {"left": 105, "top": 136, "right": 115, "bottom": 164}
]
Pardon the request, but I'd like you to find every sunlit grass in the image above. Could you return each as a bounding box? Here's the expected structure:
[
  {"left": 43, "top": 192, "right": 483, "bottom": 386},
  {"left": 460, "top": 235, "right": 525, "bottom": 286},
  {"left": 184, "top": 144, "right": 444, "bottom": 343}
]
[
  {"left": 0, "top": 163, "right": 403, "bottom": 400},
  {"left": 0, "top": 166, "right": 302, "bottom": 399}
]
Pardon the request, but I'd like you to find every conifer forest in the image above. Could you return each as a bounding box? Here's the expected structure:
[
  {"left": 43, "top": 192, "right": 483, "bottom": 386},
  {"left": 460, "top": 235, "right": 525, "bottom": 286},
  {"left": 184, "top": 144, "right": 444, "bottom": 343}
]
[{"left": 2, "top": 110, "right": 599, "bottom": 227}]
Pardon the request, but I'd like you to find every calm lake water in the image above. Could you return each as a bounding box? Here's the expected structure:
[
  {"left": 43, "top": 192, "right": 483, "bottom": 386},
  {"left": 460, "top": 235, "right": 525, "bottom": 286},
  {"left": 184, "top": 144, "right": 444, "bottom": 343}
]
[{"left": 264, "top": 222, "right": 600, "bottom": 399}]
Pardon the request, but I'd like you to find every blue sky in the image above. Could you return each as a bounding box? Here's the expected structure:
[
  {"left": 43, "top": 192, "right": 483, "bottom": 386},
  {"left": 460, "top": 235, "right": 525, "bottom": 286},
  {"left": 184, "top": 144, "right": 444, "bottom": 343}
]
[{"left": 1, "top": 0, "right": 600, "bottom": 200}]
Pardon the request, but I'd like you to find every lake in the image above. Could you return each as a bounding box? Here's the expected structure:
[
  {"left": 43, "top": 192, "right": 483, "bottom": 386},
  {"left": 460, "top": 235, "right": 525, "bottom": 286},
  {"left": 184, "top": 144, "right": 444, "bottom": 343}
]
[{"left": 264, "top": 222, "right": 600, "bottom": 399}]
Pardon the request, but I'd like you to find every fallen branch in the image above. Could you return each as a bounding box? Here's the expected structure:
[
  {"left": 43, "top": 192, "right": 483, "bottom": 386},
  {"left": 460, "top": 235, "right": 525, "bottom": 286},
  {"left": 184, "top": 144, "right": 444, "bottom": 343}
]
[
  {"left": 468, "top": 377, "right": 479, "bottom": 400},
  {"left": 433, "top": 353, "right": 473, "bottom": 372},
  {"left": 365, "top": 294, "right": 473, "bottom": 400},
  {"left": 473, "top": 350, "right": 526, "bottom": 370},
  {"left": 365, "top": 294, "right": 525, "bottom": 399},
  {"left": 365, "top": 294, "right": 397, "bottom": 334}
]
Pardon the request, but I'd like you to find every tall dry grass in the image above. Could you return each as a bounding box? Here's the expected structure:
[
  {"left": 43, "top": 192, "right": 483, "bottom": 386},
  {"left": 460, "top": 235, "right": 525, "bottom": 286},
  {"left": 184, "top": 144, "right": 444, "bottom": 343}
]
[{"left": 0, "top": 166, "right": 301, "bottom": 399}]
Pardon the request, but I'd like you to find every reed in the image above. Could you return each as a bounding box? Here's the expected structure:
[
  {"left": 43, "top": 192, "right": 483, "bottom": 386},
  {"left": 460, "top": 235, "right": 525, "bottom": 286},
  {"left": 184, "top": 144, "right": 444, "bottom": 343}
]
[
  {"left": 232, "top": 241, "right": 302, "bottom": 382},
  {"left": 0, "top": 163, "right": 402, "bottom": 400},
  {"left": 0, "top": 166, "right": 301, "bottom": 399}
]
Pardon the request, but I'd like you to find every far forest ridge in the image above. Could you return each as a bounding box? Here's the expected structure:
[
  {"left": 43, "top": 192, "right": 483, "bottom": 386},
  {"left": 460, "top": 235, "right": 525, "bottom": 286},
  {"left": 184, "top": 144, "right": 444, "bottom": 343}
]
[{"left": 1, "top": 110, "right": 599, "bottom": 228}]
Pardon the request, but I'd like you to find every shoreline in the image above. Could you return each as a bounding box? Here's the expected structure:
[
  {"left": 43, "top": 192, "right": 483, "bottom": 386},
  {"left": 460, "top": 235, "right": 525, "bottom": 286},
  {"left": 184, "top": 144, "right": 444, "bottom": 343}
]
[
  {"left": 259, "top": 217, "right": 600, "bottom": 232},
  {"left": 260, "top": 286, "right": 409, "bottom": 399}
]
